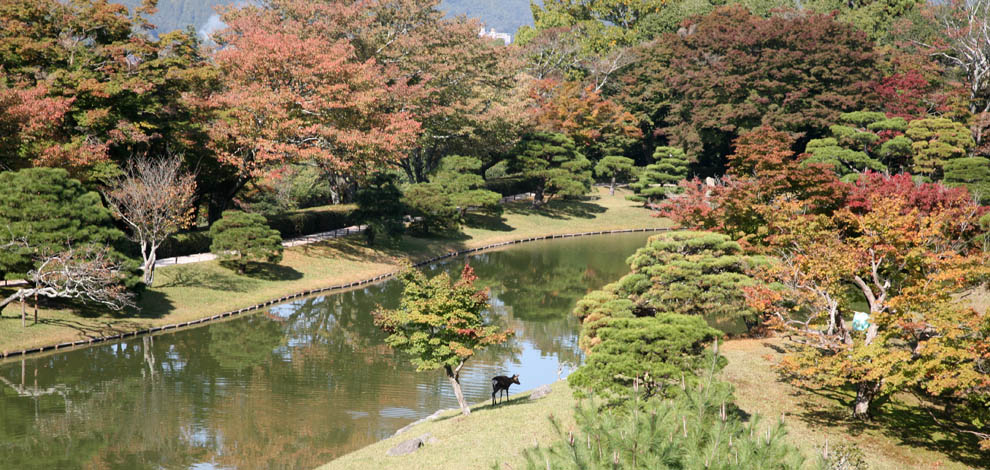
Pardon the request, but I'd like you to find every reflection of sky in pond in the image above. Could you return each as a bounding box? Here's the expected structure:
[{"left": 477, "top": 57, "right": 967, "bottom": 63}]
[{"left": 0, "top": 232, "right": 656, "bottom": 470}]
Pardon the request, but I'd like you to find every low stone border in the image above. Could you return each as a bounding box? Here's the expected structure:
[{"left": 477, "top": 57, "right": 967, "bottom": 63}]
[{"left": 1, "top": 228, "right": 671, "bottom": 361}]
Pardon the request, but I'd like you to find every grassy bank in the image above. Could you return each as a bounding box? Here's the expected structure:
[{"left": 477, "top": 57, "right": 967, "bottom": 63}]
[
  {"left": 320, "top": 381, "right": 576, "bottom": 470},
  {"left": 319, "top": 337, "right": 979, "bottom": 470},
  {"left": 720, "top": 338, "right": 981, "bottom": 470},
  {"left": 0, "top": 188, "right": 672, "bottom": 355}
]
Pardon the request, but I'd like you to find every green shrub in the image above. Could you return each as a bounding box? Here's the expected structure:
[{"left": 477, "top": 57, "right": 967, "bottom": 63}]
[
  {"left": 158, "top": 206, "right": 355, "bottom": 258},
  {"left": 523, "top": 356, "right": 805, "bottom": 470},
  {"left": 158, "top": 230, "right": 213, "bottom": 259},
  {"left": 209, "top": 211, "right": 283, "bottom": 273},
  {"left": 568, "top": 314, "right": 722, "bottom": 401},
  {"left": 264, "top": 205, "right": 355, "bottom": 239}
]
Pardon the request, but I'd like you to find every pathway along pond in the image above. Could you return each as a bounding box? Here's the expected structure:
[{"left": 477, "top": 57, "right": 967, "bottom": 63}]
[{"left": 0, "top": 232, "right": 652, "bottom": 470}]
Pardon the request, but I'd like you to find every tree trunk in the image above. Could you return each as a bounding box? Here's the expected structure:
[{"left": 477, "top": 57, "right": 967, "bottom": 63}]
[
  {"left": 142, "top": 243, "right": 157, "bottom": 287},
  {"left": 20, "top": 296, "right": 25, "bottom": 328},
  {"left": 853, "top": 380, "right": 880, "bottom": 420},
  {"left": 445, "top": 365, "right": 471, "bottom": 416},
  {"left": 33, "top": 290, "right": 37, "bottom": 325},
  {"left": 532, "top": 185, "right": 545, "bottom": 208},
  {"left": 609, "top": 177, "right": 616, "bottom": 196}
]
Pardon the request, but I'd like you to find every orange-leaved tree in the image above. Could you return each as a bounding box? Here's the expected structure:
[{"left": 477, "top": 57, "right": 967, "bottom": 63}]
[
  {"left": 746, "top": 173, "right": 990, "bottom": 425},
  {"left": 207, "top": 0, "right": 421, "bottom": 196}
]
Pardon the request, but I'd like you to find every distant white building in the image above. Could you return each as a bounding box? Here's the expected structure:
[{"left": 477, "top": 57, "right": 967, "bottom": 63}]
[{"left": 479, "top": 27, "right": 512, "bottom": 45}]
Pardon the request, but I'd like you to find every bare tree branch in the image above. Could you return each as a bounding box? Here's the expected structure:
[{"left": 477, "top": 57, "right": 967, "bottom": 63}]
[{"left": 104, "top": 154, "right": 196, "bottom": 286}]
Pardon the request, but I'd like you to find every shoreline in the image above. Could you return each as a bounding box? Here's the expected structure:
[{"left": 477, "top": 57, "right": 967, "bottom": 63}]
[{"left": 0, "top": 227, "right": 670, "bottom": 362}]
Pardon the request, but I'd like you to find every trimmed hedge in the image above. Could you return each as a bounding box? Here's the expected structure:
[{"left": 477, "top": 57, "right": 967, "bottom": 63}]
[{"left": 158, "top": 205, "right": 356, "bottom": 259}]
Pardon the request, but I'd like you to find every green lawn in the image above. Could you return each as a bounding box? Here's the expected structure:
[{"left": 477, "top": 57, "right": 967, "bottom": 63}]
[
  {"left": 0, "top": 188, "right": 672, "bottom": 355},
  {"left": 320, "top": 381, "right": 577, "bottom": 470}
]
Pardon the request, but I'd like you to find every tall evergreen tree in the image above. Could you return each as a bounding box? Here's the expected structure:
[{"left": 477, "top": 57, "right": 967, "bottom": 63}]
[{"left": 508, "top": 132, "right": 593, "bottom": 207}]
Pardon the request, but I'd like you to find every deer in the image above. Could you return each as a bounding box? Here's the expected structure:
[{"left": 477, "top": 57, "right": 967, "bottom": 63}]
[{"left": 491, "top": 374, "right": 520, "bottom": 406}]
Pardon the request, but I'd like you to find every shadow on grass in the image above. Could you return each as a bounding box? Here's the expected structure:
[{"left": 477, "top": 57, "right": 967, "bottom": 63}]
[
  {"left": 432, "top": 394, "right": 537, "bottom": 423},
  {"left": 464, "top": 213, "right": 514, "bottom": 232},
  {"left": 157, "top": 267, "right": 254, "bottom": 292},
  {"left": 505, "top": 198, "right": 607, "bottom": 220},
  {"left": 761, "top": 343, "right": 987, "bottom": 468},
  {"left": 133, "top": 288, "right": 175, "bottom": 319},
  {"left": 232, "top": 262, "right": 303, "bottom": 281}
]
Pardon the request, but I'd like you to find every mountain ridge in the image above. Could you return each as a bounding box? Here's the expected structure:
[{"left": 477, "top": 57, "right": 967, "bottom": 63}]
[{"left": 119, "top": 0, "right": 536, "bottom": 38}]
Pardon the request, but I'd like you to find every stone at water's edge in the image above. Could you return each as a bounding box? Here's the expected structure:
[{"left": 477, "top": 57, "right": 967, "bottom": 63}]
[
  {"left": 529, "top": 384, "right": 552, "bottom": 400},
  {"left": 386, "top": 433, "right": 432, "bottom": 456}
]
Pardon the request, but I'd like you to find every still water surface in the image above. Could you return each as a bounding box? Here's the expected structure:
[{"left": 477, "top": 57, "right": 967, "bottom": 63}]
[{"left": 0, "top": 232, "right": 653, "bottom": 470}]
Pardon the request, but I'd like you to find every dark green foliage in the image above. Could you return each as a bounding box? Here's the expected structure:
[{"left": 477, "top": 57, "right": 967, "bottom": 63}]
[
  {"left": 944, "top": 157, "right": 990, "bottom": 204},
  {"left": 906, "top": 117, "right": 975, "bottom": 179},
  {"left": 802, "top": 111, "right": 906, "bottom": 180},
  {"left": 627, "top": 146, "right": 689, "bottom": 203},
  {"left": 621, "top": 231, "right": 755, "bottom": 324},
  {"left": 404, "top": 156, "right": 503, "bottom": 234},
  {"left": 264, "top": 206, "right": 356, "bottom": 240},
  {"left": 527, "top": 357, "right": 805, "bottom": 470},
  {"left": 567, "top": 314, "right": 722, "bottom": 400},
  {"left": 508, "top": 132, "right": 593, "bottom": 206},
  {"left": 574, "top": 231, "right": 756, "bottom": 350},
  {"left": 209, "top": 211, "right": 283, "bottom": 273},
  {"left": 804, "top": 137, "right": 886, "bottom": 182},
  {"left": 0, "top": 168, "right": 125, "bottom": 280},
  {"left": 158, "top": 230, "right": 214, "bottom": 259},
  {"left": 354, "top": 172, "right": 406, "bottom": 246},
  {"left": 594, "top": 155, "right": 636, "bottom": 195}
]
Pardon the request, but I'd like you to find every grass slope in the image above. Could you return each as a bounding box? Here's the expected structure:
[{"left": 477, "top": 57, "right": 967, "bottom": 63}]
[
  {"left": 321, "top": 381, "right": 575, "bottom": 470},
  {"left": 721, "top": 338, "right": 983, "bottom": 470},
  {"left": 320, "top": 338, "right": 979, "bottom": 470},
  {"left": 0, "top": 188, "right": 671, "bottom": 355}
]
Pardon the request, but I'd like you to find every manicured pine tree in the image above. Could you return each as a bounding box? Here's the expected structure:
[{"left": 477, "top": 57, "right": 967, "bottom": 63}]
[
  {"left": 0, "top": 168, "right": 125, "bottom": 280},
  {"left": 403, "top": 156, "right": 502, "bottom": 234},
  {"left": 525, "top": 342, "right": 806, "bottom": 470},
  {"left": 944, "top": 157, "right": 990, "bottom": 204},
  {"left": 508, "top": 132, "right": 593, "bottom": 207},
  {"left": 567, "top": 314, "right": 722, "bottom": 401},
  {"left": 574, "top": 231, "right": 756, "bottom": 350},
  {"left": 594, "top": 155, "right": 636, "bottom": 196},
  {"left": 209, "top": 211, "right": 283, "bottom": 273},
  {"left": 627, "top": 146, "right": 689, "bottom": 204},
  {"left": 905, "top": 117, "right": 974, "bottom": 180}
]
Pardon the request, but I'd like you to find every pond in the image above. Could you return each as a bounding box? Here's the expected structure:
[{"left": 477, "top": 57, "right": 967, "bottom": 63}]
[{"left": 0, "top": 232, "right": 654, "bottom": 470}]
